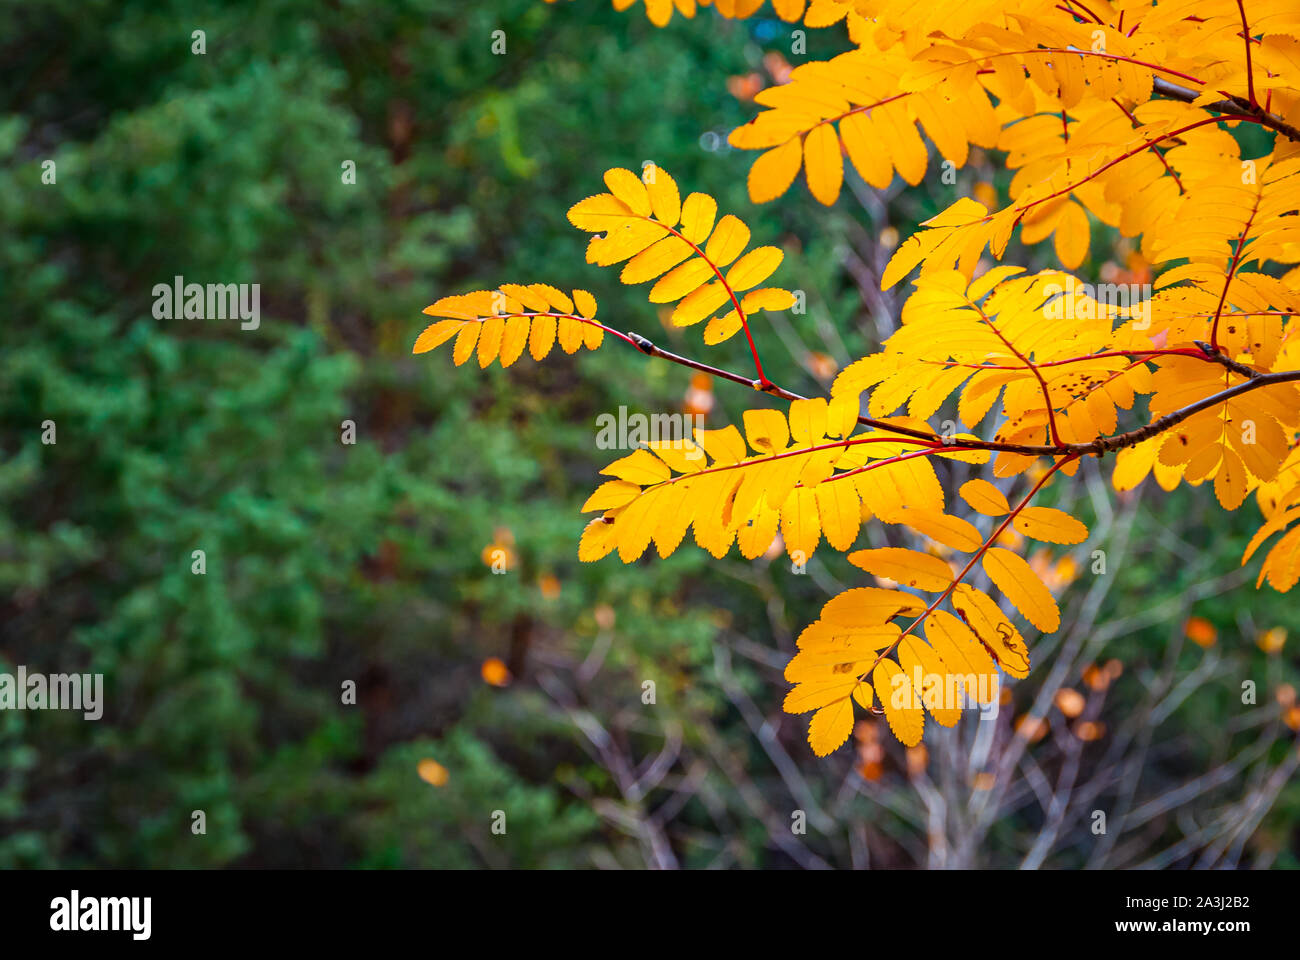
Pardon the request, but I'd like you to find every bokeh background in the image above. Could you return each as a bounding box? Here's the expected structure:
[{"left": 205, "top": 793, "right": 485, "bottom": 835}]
[{"left": 2, "top": 0, "right": 1297, "bottom": 868}]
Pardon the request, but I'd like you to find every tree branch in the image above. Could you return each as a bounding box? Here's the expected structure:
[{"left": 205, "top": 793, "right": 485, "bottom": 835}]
[
  {"left": 620, "top": 328, "right": 1300, "bottom": 460},
  {"left": 1152, "top": 76, "right": 1300, "bottom": 143}
]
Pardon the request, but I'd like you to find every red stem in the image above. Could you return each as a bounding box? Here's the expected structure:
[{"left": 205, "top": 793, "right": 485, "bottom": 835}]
[
  {"left": 856, "top": 454, "right": 1078, "bottom": 682},
  {"left": 632, "top": 216, "right": 772, "bottom": 389},
  {"left": 1236, "top": 0, "right": 1258, "bottom": 108}
]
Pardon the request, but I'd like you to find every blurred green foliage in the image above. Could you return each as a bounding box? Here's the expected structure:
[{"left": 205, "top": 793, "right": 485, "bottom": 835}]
[{"left": 1, "top": 0, "right": 1296, "bottom": 868}]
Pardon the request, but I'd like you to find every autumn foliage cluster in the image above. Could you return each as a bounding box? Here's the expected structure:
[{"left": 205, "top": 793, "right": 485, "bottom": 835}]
[{"left": 419, "top": 0, "right": 1300, "bottom": 756}]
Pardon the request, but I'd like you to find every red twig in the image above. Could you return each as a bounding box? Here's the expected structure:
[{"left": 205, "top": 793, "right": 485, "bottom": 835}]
[
  {"left": 633, "top": 216, "right": 773, "bottom": 389},
  {"left": 1236, "top": 0, "right": 1258, "bottom": 108},
  {"left": 856, "top": 455, "right": 1079, "bottom": 682}
]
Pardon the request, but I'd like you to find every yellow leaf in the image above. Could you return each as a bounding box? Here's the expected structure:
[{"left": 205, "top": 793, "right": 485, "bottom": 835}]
[
  {"left": 951, "top": 584, "right": 1032, "bottom": 678},
  {"left": 652, "top": 481, "right": 695, "bottom": 557},
  {"left": 567, "top": 193, "right": 634, "bottom": 231},
  {"left": 820, "top": 587, "right": 926, "bottom": 625},
  {"left": 703, "top": 310, "right": 743, "bottom": 345},
  {"left": 816, "top": 480, "right": 862, "bottom": 551},
  {"left": 644, "top": 164, "right": 681, "bottom": 226},
  {"left": 1013, "top": 507, "right": 1089, "bottom": 544},
  {"left": 452, "top": 323, "right": 479, "bottom": 366},
  {"left": 874, "top": 659, "right": 924, "bottom": 746},
  {"left": 803, "top": 122, "right": 844, "bottom": 205},
  {"left": 784, "top": 676, "right": 858, "bottom": 714},
  {"left": 788, "top": 397, "right": 827, "bottom": 445},
  {"left": 614, "top": 485, "right": 667, "bottom": 561},
  {"left": 531, "top": 283, "right": 573, "bottom": 314},
  {"left": 847, "top": 547, "right": 953, "bottom": 591},
  {"left": 703, "top": 214, "right": 751, "bottom": 267},
  {"left": 737, "top": 503, "right": 780, "bottom": 558},
  {"left": 740, "top": 287, "right": 796, "bottom": 312},
  {"left": 781, "top": 486, "right": 821, "bottom": 562},
  {"left": 578, "top": 518, "right": 618, "bottom": 562},
  {"left": 808, "top": 698, "right": 855, "bottom": 756},
  {"left": 586, "top": 218, "right": 663, "bottom": 265},
  {"left": 422, "top": 294, "right": 480, "bottom": 321},
  {"left": 748, "top": 138, "right": 803, "bottom": 204},
  {"left": 621, "top": 236, "right": 694, "bottom": 285},
  {"left": 1214, "top": 449, "right": 1248, "bottom": 510},
  {"left": 899, "top": 636, "right": 961, "bottom": 727},
  {"left": 557, "top": 316, "right": 583, "bottom": 354},
  {"left": 826, "top": 393, "right": 859, "bottom": 439},
  {"left": 694, "top": 424, "right": 747, "bottom": 464},
  {"left": 876, "top": 107, "right": 927, "bottom": 185},
  {"left": 672, "top": 281, "right": 731, "bottom": 327},
  {"left": 646, "top": 438, "right": 704, "bottom": 473},
  {"left": 601, "top": 449, "right": 671, "bottom": 485},
  {"left": 793, "top": 621, "right": 899, "bottom": 656},
  {"left": 650, "top": 259, "right": 715, "bottom": 304},
  {"left": 500, "top": 283, "right": 549, "bottom": 312},
  {"left": 981, "top": 547, "right": 1060, "bottom": 632},
  {"left": 725, "top": 246, "right": 784, "bottom": 292},
  {"left": 581, "top": 480, "right": 642, "bottom": 512},
  {"left": 742, "top": 407, "right": 790, "bottom": 453},
  {"left": 839, "top": 112, "right": 893, "bottom": 189},
  {"left": 1112, "top": 438, "right": 1158, "bottom": 492},
  {"left": 852, "top": 681, "right": 874, "bottom": 711},
  {"left": 679, "top": 191, "right": 718, "bottom": 243},
  {"left": 499, "top": 315, "right": 530, "bottom": 367},
  {"left": 476, "top": 315, "right": 504, "bottom": 368},
  {"left": 642, "top": 0, "right": 674, "bottom": 27},
  {"left": 959, "top": 478, "right": 1011, "bottom": 516},
  {"left": 603, "top": 168, "right": 651, "bottom": 216},
  {"left": 924, "top": 610, "right": 999, "bottom": 705},
  {"left": 528, "top": 314, "right": 556, "bottom": 360},
  {"left": 572, "top": 289, "right": 598, "bottom": 319},
  {"left": 885, "top": 508, "right": 982, "bottom": 551},
  {"left": 1053, "top": 200, "right": 1090, "bottom": 270},
  {"left": 413, "top": 319, "right": 464, "bottom": 354}
]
